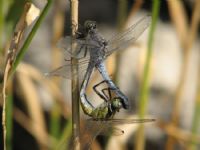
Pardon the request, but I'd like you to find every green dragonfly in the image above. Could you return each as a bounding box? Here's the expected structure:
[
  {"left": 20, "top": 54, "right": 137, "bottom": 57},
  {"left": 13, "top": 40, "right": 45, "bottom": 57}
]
[{"left": 79, "top": 80, "right": 155, "bottom": 149}]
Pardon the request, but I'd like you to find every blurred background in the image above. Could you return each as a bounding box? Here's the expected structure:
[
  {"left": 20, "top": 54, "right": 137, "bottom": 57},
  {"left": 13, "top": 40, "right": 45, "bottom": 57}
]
[{"left": 0, "top": 0, "right": 200, "bottom": 150}]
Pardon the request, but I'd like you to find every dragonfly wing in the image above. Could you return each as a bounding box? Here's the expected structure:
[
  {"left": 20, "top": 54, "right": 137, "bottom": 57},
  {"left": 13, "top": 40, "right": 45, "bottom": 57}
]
[
  {"left": 45, "top": 59, "right": 89, "bottom": 80},
  {"left": 57, "top": 36, "right": 96, "bottom": 60},
  {"left": 81, "top": 120, "right": 105, "bottom": 150},
  {"left": 99, "top": 126, "right": 124, "bottom": 136},
  {"left": 81, "top": 118, "right": 155, "bottom": 149},
  {"left": 103, "top": 118, "right": 156, "bottom": 125},
  {"left": 105, "top": 15, "right": 151, "bottom": 56}
]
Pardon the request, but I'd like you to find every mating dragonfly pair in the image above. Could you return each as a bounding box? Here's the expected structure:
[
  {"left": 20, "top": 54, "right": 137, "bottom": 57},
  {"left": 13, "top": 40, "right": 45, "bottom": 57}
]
[{"left": 47, "top": 15, "right": 153, "bottom": 122}]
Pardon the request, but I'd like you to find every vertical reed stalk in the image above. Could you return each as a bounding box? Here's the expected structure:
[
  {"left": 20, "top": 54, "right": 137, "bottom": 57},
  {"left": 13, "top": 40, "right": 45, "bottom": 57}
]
[
  {"left": 70, "top": 0, "right": 80, "bottom": 149},
  {"left": 135, "top": 0, "right": 160, "bottom": 149},
  {"left": 6, "top": 90, "right": 13, "bottom": 150}
]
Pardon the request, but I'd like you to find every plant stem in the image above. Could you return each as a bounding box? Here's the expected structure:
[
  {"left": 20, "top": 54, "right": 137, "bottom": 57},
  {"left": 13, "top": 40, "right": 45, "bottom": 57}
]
[
  {"left": 50, "top": 103, "right": 61, "bottom": 139},
  {"left": 187, "top": 60, "right": 200, "bottom": 150},
  {"left": 6, "top": 93, "right": 13, "bottom": 150},
  {"left": 0, "top": 0, "right": 4, "bottom": 52},
  {"left": 70, "top": 0, "right": 80, "bottom": 150},
  {"left": 12, "top": 0, "right": 53, "bottom": 75},
  {"left": 135, "top": 0, "right": 160, "bottom": 150}
]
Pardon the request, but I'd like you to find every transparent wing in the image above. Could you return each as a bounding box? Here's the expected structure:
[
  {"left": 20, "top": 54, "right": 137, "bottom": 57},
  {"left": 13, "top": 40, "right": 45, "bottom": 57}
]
[
  {"left": 57, "top": 36, "right": 99, "bottom": 59},
  {"left": 105, "top": 15, "right": 151, "bottom": 56},
  {"left": 101, "top": 118, "right": 155, "bottom": 124},
  {"left": 45, "top": 58, "right": 90, "bottom": 85},
  {"left": 57, "top": 36, "right": 88, "bottom": 59},
  {"left": 81, "top": 118, "right": 155, "bottom": 149}
]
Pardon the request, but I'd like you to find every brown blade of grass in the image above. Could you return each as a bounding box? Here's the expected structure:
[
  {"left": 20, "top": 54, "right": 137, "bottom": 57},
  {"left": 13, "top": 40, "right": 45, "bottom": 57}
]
[
  {"left": 166, "top": 0, "right": 200, "bottom": 149},
  {"left": 166, "top": 1, "right": 188, "bottom": 149},
  {"left": 126, "top": 0, "right": 144, "bottom": 25},
  {"left": 2, "top": 3, "right": 40, "bottom": 150},
  {"left": 167, "top": 0, "right": 188, "bottom": 48},
  {"left": 50, "top": 1, "right": 66, "bottom": 140},
  {"left": 186, "top": 55, "right": 200, "bottom": 150},
  {"left": 158, "top": 120, "right": 200, "bottom": 145},
  {"left": 13, "top": 107, "right": 53, "bottom": 149},
  {"left": 51, "top": 0, "right": 65, "bottom": 85},
  {"left": 18, "top": 63, "right": 70, "bottom": 118},
  {"left": 16, "top": 69, "right": 49, "bottom": 150}
]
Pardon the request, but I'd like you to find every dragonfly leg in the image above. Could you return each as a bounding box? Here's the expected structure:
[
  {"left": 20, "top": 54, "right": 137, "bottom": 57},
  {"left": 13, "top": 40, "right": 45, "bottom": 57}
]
[
  {"left": 93, "top": 80, "right": 110, "bottom": 102},
  {"left": 74, "top": 44, "right": 88, "bottom": 59},
  {"left": 102, "top": 87, "right": 112, "bottom": 100}
]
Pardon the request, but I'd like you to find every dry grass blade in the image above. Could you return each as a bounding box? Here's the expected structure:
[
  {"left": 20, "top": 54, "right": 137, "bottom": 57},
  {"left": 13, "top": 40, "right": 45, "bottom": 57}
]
[
  {"left": 167, "top": 0, "right": 188, "bottom": 47},
  {"left": 18, "top": 63, "right": 70, "bottom": 118},
  {"left": 2, "top": 3, "right": 39, "bottom": 150},
  {"left": 126, "top": 0, "right": 144, "bottom": 25},
  {"left": 13, "top": 107, "right": 52, "bottom": 149},
  {"left": 158, "top": 121, "right": 200, "bottom": 144},
  {"left": 16, "top": 70, "right": 48, "bottom": 149},
  {"left": 166, "top": 0, "right": 200, "bottom": 149},
  {"left": 51, "top": 0, "right": 65, "bottom": 85}
]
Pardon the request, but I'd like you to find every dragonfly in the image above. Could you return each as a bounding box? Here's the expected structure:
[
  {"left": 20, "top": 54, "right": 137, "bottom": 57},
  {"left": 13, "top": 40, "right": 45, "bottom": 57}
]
[
  {"left": 79, "top": 80, "right": 155, "bottom": 149},
  {"left": 46, "top": 15, "right": 151, "bottom": 118}
]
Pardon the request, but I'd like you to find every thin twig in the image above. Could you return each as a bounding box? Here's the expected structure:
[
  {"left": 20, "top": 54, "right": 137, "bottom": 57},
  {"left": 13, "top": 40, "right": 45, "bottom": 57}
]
[{"left": 70, "top": 0, "right": 80, "bottom": 150}]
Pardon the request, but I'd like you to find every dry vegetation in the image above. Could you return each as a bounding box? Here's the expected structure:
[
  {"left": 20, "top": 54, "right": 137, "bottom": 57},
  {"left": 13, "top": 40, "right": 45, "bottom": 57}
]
[{"left": 0, "top": 0, "right": 200, "bottom": 150}]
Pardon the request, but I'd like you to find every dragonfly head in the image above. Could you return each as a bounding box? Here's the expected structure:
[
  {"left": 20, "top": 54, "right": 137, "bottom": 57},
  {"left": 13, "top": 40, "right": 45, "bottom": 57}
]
[
  {"left": 111, "top": 98, "right": 123, "bottom": 112},
  {"left": 84, "top": 20, "right": 97, "bottom": 33}
]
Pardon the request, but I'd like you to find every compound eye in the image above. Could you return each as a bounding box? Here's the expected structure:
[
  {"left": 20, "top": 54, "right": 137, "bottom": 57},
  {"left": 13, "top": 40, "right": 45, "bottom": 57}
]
[{"left": 90, "top": 23, "right": 94, "bottom": 28}]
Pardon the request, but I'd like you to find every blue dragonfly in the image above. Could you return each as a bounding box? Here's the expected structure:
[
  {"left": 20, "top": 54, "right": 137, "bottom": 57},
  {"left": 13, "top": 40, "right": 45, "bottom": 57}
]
[{"left": 46, "top": 15, "right": 151, "bottom": 119}]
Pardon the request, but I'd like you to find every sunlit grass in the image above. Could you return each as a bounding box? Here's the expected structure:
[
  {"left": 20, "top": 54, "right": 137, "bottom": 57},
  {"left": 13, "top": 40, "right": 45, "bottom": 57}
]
[{"left": 136, "top": 0, "right": 160, "bottom": 150}]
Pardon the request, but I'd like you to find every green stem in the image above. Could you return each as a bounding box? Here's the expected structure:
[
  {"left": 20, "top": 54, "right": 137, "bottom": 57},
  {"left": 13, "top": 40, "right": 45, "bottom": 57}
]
[
  {"left": 56, "top": 119, "right": 72, "bottom": 150},
  {"left": 0, "top": 0, "right": 4, "bottom": 53},
  {"left": 50, "top": 103, "right": 61, "bottom": 139},
  {"left": 188, "top": 62, "right": 200, "bottom": 150},
  {"left": 136, "top": 0, "right": 160, "bottom": 150},
  {"left": 6, "top": 94, "right": 13, "bottom": 150},
  {"left": 11, "top": 0, "right": 53, "bottom": 75},
  {"left": 139, "top": 0, "right": 160, "bottom": 118}
]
